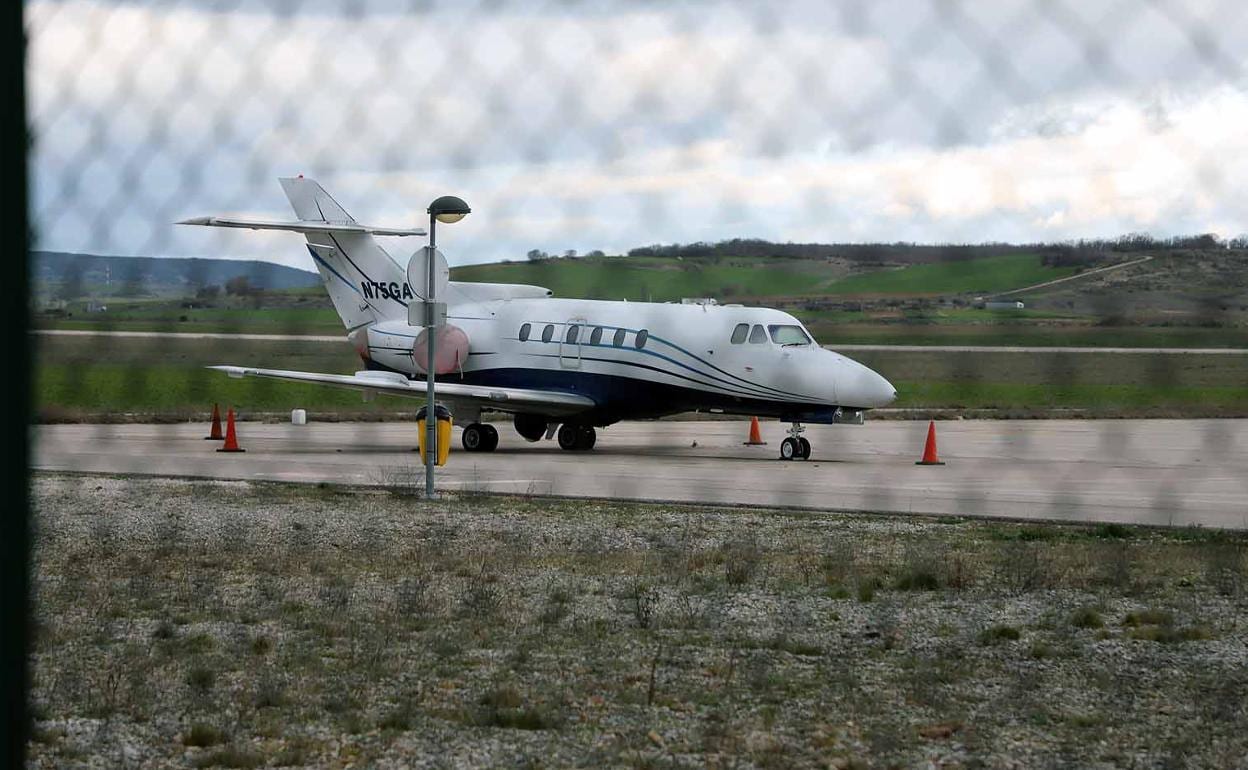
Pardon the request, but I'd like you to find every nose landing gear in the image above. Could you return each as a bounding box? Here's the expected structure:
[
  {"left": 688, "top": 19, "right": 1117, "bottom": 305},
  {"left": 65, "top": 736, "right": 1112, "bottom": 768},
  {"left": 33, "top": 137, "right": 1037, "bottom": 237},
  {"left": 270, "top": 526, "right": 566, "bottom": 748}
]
[{"left": 779, "top": 423, "right": 811, "bottom": 461}]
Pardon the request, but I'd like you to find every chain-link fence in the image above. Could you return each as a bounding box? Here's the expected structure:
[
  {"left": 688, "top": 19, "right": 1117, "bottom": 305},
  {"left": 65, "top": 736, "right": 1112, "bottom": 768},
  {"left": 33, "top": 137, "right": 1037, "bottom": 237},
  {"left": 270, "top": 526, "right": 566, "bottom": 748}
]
[
  {"left": 18, "top": 1, "right": 1248, "bottom": 765},
  {"left": 27, "top": 0, "right": 1248, "bottom": 514}
]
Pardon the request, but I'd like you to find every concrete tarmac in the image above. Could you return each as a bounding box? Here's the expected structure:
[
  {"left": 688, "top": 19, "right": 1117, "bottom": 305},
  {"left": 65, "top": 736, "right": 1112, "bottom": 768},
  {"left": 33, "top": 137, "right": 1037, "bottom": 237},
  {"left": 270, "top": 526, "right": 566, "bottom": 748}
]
[{"left": 33, "top": 418, "right": 1248, "bottom": 528}]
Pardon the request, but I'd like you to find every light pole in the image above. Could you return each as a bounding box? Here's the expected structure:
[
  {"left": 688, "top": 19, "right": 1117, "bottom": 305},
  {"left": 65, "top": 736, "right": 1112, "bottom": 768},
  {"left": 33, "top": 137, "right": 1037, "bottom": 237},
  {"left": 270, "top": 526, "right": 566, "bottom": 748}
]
[{"left": 423, "top": 195, "right": 470, "bottom": 499}]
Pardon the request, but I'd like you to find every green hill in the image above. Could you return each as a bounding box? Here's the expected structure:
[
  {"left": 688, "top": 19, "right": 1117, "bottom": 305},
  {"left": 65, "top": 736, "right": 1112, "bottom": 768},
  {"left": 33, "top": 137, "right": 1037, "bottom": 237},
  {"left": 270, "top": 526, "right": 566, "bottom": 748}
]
[
  {"left": 821, "top": 253, "right": 1077, "bottom": 296},
  {"left": 450, "top": 252, "right": 1076, "bottom": 301},
  {"left": 35, "top": 251, "right": 321, "bottom": 299},
  {"left": 450, "top": 255, "right": 837, "bottom": 302}
]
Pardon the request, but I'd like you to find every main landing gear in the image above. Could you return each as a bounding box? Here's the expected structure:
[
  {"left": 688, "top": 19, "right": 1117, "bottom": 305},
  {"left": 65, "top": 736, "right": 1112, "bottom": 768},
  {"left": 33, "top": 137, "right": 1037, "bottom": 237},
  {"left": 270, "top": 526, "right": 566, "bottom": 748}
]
[
  {"left": 779, "top": 423, "right": 811, "bottom": 461},
  {"left": 511, "top": 414, "right": 598, "bottom": 451},
  {"left": 461, "top": 422, "right": 499, "bottom": 452},
  {"left": 557, "top": 422, "right": 597, "bottom": 451}
]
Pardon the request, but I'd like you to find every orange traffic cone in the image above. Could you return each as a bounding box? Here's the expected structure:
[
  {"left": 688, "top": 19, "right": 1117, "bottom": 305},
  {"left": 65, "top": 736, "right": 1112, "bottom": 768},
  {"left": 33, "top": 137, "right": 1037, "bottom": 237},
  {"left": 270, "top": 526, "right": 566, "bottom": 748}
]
[
  {"left": 205, "top": 403, "right": 224, "bottom": 440},
  {"left": 743, "top": 416, "right": 767, "bottom": 446},
  {"left": 915, "top": 420, "right": 944, "bottom": 465},
  {"left": 217, "top": 408, "right": 245, "bottom": 453}
]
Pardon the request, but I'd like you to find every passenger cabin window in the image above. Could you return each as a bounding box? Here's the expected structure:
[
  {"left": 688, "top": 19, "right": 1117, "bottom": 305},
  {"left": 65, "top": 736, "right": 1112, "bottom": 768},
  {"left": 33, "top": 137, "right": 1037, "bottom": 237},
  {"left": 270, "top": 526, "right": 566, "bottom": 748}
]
[
  {"left": 768, "top": 324, "right": 812, "bottom": 346},
  {"left": 566, "top": 324, "right": 580, "bottom": 344},
  {"left": 635, "top": 329, "right": 649, "bottom": 349},
  {"left": 518, "top": 322, "right": 531, "bottom": 342},
  {"left": 613, "top": 329, "right": 626, "bottom": 347},
  {"left": 748, "top": 324, "right": 767, "bottom": 344},
  {"left": 590, "top": 327, "right": 603, "bottom": 345},
  {"left": 730, "top": 323, "right": 749, "bottom": 344},
  {"left": 541, "top": 324, "right": 555, "bottom": 343}
]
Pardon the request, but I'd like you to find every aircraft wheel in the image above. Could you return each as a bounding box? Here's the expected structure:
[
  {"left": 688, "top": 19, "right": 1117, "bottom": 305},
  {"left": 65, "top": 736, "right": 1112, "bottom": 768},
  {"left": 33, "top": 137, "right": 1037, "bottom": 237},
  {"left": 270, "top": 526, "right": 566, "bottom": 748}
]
[
  {"left": 797, "top": 437, "right": 811, "bottom": 460},
  {"left": 558, "top": 423, "right": 596, "bottom": 450},
  {"left": 480, "top": 424, "right": 499, "bottom": 452},
  {"left": 462, "top": 423, "right": 497, "bottom": 452},
  {"left": 557, "top": 423, "right": 581, "bottom": 450},
  {"left": 780, "top": 437, "right": 799, "bottom": 460}
]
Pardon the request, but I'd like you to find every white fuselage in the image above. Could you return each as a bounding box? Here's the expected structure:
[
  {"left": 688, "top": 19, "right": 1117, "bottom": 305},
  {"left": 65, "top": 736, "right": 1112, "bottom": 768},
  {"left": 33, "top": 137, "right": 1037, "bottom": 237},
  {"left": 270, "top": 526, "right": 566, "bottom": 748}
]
[{"left": 361, "top": 295, "right": 896, "bottom": 424}]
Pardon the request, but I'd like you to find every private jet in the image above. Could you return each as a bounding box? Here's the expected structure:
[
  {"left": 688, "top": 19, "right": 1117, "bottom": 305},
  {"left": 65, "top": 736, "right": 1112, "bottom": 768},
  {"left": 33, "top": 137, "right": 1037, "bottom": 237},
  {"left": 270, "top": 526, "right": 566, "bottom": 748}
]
[{"left": 181, "top": 177, "right": 896, "bottom": 460}]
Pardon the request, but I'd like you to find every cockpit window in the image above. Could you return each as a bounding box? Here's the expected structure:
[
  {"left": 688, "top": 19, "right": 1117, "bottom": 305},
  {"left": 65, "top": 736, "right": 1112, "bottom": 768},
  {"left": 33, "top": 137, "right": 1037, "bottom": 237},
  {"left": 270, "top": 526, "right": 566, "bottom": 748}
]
[
  {"left": 730, "top": 323, "right": 749, "bottom": 344},
  {"left": 768, "top": 324, "right": 812, "bottom": 345},
  {"left": 748, "top": 324, "right": 767, "bottom": 344}
]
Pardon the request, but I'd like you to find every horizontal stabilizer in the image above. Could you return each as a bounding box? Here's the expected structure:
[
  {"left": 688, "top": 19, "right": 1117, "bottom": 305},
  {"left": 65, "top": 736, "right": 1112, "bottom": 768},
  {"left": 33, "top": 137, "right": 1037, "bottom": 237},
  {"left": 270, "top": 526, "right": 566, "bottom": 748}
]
[{"left": 178, "top": 216, "right": 426, "bottom": 237}]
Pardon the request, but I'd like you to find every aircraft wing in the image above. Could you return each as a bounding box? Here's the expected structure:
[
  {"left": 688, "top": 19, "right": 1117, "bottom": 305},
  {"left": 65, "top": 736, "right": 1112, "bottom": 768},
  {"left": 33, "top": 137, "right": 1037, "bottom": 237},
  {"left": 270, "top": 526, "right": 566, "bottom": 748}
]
[{"left": 208, "top": 365, "right": 595, "bottom": 415}]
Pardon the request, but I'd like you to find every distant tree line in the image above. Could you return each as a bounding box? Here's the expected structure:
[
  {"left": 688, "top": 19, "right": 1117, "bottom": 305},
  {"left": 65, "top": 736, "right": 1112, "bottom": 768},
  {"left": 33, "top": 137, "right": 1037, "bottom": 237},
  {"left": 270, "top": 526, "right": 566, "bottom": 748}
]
[
  {"left": 189, "top": 276, "right": 261, "bottom": 301},
  {"left": 521, "top": 232, "right": 1245, "bottom": 267},
  {"left": 616, "top": 233, "right": 1243, "bottom": 266},
  {"left": 526, "top": 248, "right": 605, "bottom": 262}
]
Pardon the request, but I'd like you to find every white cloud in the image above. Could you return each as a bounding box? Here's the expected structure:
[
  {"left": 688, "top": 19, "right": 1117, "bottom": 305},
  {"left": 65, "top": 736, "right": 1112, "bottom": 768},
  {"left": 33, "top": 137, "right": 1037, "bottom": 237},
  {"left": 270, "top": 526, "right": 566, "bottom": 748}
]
[{"left": 26, "top": 0, "right": 1248, "bottom": 268}]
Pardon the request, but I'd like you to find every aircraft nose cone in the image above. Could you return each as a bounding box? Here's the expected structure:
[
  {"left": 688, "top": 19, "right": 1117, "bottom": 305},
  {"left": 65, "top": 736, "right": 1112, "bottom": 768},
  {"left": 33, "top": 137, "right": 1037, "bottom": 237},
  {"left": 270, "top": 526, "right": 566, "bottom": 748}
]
[
  {"left": 841, "top": 364, "right": 897, "bottom": 408},
  {"left": 876, "top": 372, "right": 898, "bottom": 406}
]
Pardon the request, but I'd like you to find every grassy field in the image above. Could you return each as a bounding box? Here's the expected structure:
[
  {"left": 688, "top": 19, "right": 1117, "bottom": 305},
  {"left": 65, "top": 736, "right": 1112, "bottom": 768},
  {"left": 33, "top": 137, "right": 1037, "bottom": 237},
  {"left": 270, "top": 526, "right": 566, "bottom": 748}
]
[
  {"left": 854, "top": 348, "right": 1248, "bottom": 416},
  {"left": 33, "top": 251, "right": 1248, "bottom": 349},
  {"left": 819, "top": 253, "right": 1077, "bottom": 296},
  {"left": 43, "top": 307, "right": 344, "bottom": 335},
  {"left": 35, "top": 336, "right": 398, "bottom": 420},
  {"left": 38, "top": 312, "right": 1248, "bottom": 350},
  {"left": 807, "top": 322, "right": 1248, "bottom": 349},
  {"left": 452, "top": 255, "right": 841, "bottom": 302},
  {"left": 34, "top": 335, "right": 1248, "bottom": 419},
  {"left": 40, "top": 292, "right": 344, "bottom": 335},
  {"left": 29, "top": 474, "right": 1248, "bottom": 768},
  {"left": 452, "top": 253, "right": 1079, "bottom": 301}
]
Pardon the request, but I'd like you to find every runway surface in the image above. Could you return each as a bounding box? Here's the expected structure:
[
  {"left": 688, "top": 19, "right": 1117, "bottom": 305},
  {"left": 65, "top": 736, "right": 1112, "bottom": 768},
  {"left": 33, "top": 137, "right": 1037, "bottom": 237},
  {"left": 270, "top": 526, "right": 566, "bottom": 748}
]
[
  {"left": 33, "top": 419, "right": 1248, "bottom": 528},
  {"left": 33, "top": 329, "right": 1248, "bottom": 354}
]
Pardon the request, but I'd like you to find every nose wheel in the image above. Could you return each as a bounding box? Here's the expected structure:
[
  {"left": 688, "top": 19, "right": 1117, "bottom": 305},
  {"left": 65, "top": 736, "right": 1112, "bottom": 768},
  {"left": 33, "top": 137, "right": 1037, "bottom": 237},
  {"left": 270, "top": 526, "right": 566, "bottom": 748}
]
[{"left": 779, "top": 424, "right": 811, "bottom": 460}]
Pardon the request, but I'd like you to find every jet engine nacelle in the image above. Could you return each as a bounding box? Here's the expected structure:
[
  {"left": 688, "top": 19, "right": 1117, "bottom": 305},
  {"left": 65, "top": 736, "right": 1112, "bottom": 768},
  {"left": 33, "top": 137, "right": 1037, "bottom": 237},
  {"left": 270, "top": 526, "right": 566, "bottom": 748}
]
[
  {"left": 411, "top": 324, "right": 470, "bottom": 375},
  {"left": 513, "top": 413, "right": 548, "bottom": 442}
]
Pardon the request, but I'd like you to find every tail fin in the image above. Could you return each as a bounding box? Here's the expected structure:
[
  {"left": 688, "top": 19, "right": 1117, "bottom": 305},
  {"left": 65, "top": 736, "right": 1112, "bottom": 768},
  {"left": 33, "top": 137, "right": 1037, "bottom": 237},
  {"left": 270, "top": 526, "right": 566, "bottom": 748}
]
[{"left": 279, "top": 177, "right": 412, "bottom": 328}]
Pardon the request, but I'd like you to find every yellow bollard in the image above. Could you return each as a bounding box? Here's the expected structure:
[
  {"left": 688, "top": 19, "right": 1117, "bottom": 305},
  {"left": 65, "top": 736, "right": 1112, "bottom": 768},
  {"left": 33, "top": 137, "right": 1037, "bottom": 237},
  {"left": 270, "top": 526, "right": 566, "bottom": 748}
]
[{"left": 416, "top": 404, "right": 453, "bottom": 466}]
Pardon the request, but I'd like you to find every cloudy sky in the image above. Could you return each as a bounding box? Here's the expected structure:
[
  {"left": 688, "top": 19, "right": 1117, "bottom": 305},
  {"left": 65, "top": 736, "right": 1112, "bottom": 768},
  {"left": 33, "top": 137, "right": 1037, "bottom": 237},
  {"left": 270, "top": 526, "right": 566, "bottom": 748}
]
[{"left": 27, "top": 0, "right": 1248, "bottom": 269}]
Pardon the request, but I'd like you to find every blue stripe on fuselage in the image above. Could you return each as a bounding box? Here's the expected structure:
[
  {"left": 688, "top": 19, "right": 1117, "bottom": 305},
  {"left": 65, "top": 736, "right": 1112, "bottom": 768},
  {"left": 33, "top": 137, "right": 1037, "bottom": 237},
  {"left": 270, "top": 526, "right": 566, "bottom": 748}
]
[
  {"left": 525, "top": 336, "right": 811, "bottom": 402},
  {"left": 362, "top": 359, "right": 831, "bottom": 422},
  {"left": 326, "top": 233, "right": 408, "bottom": 309},
  {"left": 308, "top": 246, "right": 362, "bottom": 296},
  {"left": 523, "top": 352, "right": 772, "bottom": 402},
  {"left": 525, "top": 346, "right": 795, "bottom": 402}
]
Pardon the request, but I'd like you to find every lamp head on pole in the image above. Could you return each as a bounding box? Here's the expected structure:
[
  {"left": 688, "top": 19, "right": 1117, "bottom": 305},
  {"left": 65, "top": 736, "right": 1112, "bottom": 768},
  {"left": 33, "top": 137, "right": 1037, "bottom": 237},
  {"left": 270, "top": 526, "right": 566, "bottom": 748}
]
[{"left": 428, "top": 195, "right": 471, "bottom": 224}]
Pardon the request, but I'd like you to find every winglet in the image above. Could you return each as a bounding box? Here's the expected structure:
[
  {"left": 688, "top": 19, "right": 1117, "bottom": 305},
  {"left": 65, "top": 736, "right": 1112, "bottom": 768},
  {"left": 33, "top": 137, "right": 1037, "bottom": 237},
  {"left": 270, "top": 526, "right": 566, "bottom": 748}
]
[{"left": 208, "top": 365, "right": 247, "bottom": 379}]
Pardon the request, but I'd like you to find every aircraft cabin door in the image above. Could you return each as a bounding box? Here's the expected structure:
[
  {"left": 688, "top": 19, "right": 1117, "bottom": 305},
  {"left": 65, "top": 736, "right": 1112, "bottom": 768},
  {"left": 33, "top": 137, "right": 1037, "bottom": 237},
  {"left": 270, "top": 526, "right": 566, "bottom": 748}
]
[{"left": 559, "top": 317, "right": 586, "bottom": 369}]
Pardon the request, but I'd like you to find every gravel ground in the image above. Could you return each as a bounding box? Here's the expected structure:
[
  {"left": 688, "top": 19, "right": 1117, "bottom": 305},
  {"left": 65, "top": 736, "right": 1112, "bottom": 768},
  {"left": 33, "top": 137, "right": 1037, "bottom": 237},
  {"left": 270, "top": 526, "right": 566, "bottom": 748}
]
[{"left": 27, "top": 472, "right": 1248, "bottom": 769}]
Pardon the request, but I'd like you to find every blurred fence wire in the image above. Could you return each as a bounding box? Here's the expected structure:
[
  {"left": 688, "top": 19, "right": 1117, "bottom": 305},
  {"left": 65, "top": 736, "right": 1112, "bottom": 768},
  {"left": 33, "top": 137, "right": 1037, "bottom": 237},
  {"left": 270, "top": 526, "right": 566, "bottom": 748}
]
[{"left": 23, "top": 0, "right": 1248, "bottom": 529}]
